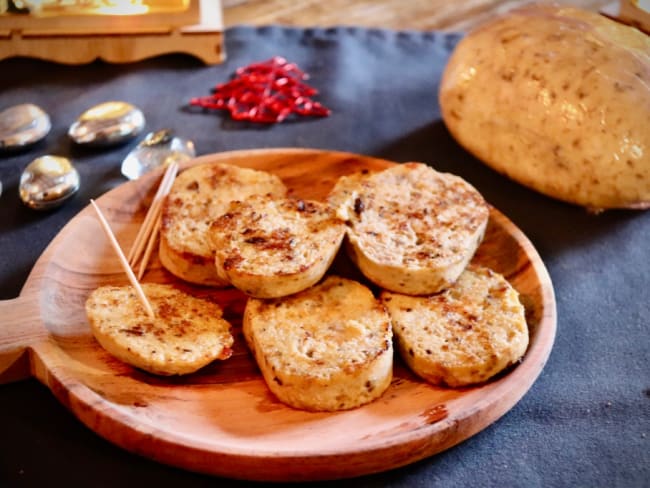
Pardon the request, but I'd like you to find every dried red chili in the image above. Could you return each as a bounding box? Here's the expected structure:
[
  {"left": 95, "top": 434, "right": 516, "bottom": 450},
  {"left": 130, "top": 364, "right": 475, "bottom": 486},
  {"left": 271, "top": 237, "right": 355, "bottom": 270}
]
[{"left": 190, "top": 56, "right": 331, "bottom": 123}]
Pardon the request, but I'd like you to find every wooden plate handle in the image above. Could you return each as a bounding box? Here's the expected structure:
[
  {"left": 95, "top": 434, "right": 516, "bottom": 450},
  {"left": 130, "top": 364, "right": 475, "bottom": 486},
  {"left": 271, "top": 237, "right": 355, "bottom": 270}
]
[{"left": 0, "top": 295, "right": 46, "bottom": 384}]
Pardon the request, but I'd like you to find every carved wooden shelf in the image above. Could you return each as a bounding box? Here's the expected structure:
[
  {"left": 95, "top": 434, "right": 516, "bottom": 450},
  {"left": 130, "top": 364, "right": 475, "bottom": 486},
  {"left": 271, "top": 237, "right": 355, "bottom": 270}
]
[{"left": 0, "top": 0, "right": 224, "bottom": 65}]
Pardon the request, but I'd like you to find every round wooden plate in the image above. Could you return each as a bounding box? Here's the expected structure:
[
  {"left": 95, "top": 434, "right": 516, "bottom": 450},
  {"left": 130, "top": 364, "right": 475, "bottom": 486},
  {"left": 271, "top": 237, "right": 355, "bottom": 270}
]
[{"left": 0, "top": 149, "right": 556, "bottom": 481}]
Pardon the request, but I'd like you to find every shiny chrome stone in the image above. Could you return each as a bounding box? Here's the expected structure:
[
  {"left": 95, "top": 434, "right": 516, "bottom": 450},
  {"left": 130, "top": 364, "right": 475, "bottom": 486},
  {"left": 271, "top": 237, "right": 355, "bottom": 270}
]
[
  {"left": 19, "top": 155, "right": 80, "bottom": 210},
  {"left": 0, "top": 103, "right": 51, "bottom": 151},
  {"left": 121, "top": 129, "right": 195, "bottom": 180},
  {"left": 68, "top": 101, "right": 145, "bottom": 147}
]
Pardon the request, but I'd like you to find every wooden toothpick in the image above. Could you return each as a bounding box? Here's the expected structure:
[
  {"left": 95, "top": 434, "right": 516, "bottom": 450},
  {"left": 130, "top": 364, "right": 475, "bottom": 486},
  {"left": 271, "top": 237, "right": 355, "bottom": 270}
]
[
  {"left": 127, "top": 161, "right": 179, "bottom": 268},
  {"left": 90, "top": 199, "right": 156, "bottom": 319}
]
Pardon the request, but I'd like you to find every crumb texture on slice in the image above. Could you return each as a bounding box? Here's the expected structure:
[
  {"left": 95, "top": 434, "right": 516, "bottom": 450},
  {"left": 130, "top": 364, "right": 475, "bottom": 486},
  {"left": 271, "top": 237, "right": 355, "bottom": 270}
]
[
  {"left": 210, "top": 195, "right": 345, "bottom": 298},
  {"left": 159, "top": 162, "right": 287, "bottom": 285},
  {"left": 329, "top": 162, "right": 489, "bottom": 295},
  {"left": 85, "top": 283, "right": 234, "bottom": 376},
  {"left": 382, "top": 266, "right": 528, "bottom": 387},
  {"left": 243, "top": 276, "right": 393, "bottom": 411}
]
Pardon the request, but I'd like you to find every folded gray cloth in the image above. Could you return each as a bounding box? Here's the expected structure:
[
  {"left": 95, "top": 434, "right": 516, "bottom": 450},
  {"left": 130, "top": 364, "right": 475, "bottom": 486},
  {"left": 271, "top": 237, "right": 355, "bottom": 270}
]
[{"left": 0, "top": 26, "right": 648, "bottom": 488}]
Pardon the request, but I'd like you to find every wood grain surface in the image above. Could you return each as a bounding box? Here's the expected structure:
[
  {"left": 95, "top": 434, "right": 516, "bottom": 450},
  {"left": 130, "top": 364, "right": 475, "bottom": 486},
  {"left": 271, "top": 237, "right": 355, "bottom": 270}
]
[
  {"left": 222, "top": 0, "right": 612, "bottom": 31},
  {"left": 0, "top": 149, "right": 556, "bottom": 481}
]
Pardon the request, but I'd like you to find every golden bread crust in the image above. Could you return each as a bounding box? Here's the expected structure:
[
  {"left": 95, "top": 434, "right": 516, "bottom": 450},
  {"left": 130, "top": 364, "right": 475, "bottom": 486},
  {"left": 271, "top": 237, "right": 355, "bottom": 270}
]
[
  {"left": 382, "top": 266, "right": 528, "bottom": 387},
  {"left": 210, "top": 195, "right": 345, "bottom": 298},
  {"left": 329, "top": 162, "right": 489, "bottom": 295},
  {"left": 85, "top": 283, "right": 234, "bottom": 375},
  {"left": 243, "top": 276, "right": 393, "bottom": 411},
  {"left": 160, "top": 162, "right": 287, "bottom": 285}
]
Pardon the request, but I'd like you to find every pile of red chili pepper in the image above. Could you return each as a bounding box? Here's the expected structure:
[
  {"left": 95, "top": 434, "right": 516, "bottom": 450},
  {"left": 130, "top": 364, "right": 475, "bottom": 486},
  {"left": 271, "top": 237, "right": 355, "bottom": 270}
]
[{"left": 190, "top": 56, "right": 331, "bottom": 124}]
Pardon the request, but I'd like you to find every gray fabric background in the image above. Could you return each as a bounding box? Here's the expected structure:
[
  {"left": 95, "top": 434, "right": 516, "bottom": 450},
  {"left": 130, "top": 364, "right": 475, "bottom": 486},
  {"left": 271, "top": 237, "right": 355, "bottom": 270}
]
[{"left": 0, "top": 26, "right": 648, "bottom": 487}]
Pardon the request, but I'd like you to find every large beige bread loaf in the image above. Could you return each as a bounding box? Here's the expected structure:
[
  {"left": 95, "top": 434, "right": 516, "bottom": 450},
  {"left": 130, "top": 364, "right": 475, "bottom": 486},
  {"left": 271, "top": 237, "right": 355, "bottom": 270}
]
[
  {"left": 243, "top": 276, "right": 393, "bottom": 411},
  {"left": 439, "top": 4, "right": 650, "bottom": 211}
]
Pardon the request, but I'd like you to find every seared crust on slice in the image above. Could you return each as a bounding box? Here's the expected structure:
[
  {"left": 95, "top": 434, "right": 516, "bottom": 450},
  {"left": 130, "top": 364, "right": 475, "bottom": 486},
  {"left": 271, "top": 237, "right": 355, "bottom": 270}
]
[
  {"left": 243, "top": 276, "right": 393, "bottom": 411},
  {"left": 381, "top": 266, "right": 528, "bottom": 387},
  {"left": 160, "top": 162, "right": 287, "bottom": 286},
  {"left": 85, "top": 283, "right": 234, "bottom": 375},
  {"left": 329, "top": 162, "right": 489, "bottom": 295},
  {"left": 210, "top": 195, "right": 345, "bottom": 298}
]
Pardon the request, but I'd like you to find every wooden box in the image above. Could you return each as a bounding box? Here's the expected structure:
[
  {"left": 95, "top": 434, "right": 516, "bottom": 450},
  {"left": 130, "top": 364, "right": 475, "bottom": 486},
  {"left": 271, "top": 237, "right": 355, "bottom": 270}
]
[{"left": 0, "top": 0, "right": 224, "bottom": 64}]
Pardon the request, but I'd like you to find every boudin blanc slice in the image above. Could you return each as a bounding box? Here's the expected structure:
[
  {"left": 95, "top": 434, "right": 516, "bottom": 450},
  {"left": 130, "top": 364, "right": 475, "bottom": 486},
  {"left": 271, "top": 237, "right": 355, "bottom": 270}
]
[
  {"left": 381, "top": 266, "right": 529, "bottom": 387},
  {"left": 243, "top": 276, "right": 393, "bottom": 411},
  {"left": 210, "top": 195, "right": 345, "bottom": 298},
  {"left": 159, "top": 162, "right": 287, "bottom": 286},
  {"left": 85, "top": 283, "right": 234, "bottom": 376},
  {"left": 329, "top": 162, "right": 489, "bottom": 295}
]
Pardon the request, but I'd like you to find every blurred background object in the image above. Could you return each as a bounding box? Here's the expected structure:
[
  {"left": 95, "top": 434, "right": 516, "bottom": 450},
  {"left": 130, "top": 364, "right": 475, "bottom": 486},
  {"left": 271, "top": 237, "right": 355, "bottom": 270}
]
[
  {"left": 602, "top": 0, "right": 650, "bottom": 33},
  {"left": 2, "top": 1, "right": 641, "bottom": 65},
  {"left": 0, "top": 0, "right": 224, "bottom": 64},
  {"left": 221, "top": 0, "right": 614, "bottom": 31}
]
